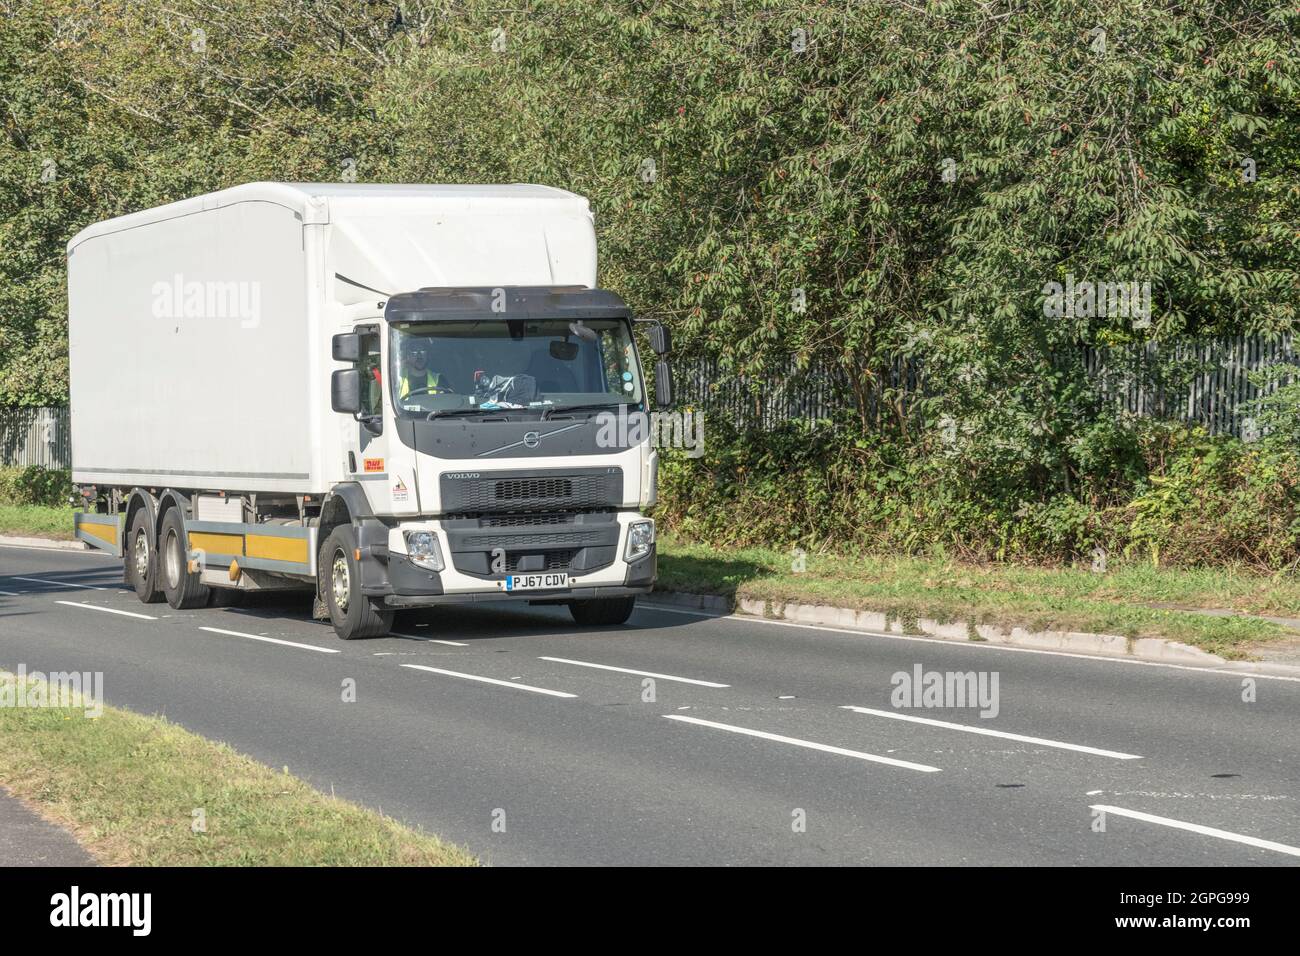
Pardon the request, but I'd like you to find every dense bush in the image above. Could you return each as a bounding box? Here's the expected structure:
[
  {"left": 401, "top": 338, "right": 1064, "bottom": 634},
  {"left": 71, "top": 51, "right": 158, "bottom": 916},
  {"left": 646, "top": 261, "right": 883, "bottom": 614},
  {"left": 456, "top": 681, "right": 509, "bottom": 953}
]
[
  {"left": 657, "top": 420, "right": 1300, "bottom": 571},
  {"left": 2, "top": 1, "right": 1297, "bottom": 563},
  {"left": 0, "top": 465, "right": 73, "bottom": 506}
]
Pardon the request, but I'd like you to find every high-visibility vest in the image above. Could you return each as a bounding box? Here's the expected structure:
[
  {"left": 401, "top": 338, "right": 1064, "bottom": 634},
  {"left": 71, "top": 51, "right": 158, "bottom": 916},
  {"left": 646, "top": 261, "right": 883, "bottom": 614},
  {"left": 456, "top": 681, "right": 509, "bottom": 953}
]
[{"left": 399, "top": 369, "right": 443, "bottom": 398}]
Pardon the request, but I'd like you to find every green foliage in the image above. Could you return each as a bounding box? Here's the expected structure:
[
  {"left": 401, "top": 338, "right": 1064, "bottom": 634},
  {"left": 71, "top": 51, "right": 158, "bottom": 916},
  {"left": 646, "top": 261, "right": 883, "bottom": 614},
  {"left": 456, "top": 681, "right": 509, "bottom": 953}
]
[
  {"left": 0, "top": 0, "right": 389, "bottom": 404},
  {"left": 658, "top": 419, "right": 1300, "bottom": 571},
  {"left": 1, "top": 0, "right": 1297, "bottom": 563},
  {"left": 0, "top": 465, "right": 73, "bottom": 506},
  {"left": 1245, "top": 367, "right": 1300, "bottom": 448},
  {"left": 1124, "top": 432, "right": 1300, "bottom": 568}
]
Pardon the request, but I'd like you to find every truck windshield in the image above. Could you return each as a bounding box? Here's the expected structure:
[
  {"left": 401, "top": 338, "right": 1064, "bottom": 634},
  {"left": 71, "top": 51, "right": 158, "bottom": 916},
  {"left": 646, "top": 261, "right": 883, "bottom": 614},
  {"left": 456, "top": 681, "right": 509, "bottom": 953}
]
[{"left": 389, "top": 318, "right": 644, "bottom": 418}]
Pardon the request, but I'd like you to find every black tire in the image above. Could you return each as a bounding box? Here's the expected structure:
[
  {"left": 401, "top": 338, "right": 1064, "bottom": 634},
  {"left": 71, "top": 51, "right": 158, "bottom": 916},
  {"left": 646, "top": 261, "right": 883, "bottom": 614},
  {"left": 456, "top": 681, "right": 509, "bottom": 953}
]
[
  {"left": 319, "top": 525, "right": 394, "bottom": 640},
  {"left": 125, "top": 508, "right": 164, "bottom": 604},
  {"left": 568, "top": 595, "right": 637, "bottom": 626},
  {"left": 159, "top": 508, "right": 210, "bottom": 610}
]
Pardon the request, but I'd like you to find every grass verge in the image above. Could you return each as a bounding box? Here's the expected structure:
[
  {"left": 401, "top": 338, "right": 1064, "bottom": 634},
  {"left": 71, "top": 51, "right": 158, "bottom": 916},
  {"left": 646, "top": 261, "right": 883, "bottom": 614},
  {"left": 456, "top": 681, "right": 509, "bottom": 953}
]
[
  {"left": 0, "top": 503, "right": 75, "bottom": 539},
  {"left": 0, "top": 670, "right": 477, "bottom": 866},
  {"left": 656, "top": 538, "right": 1300, "bottom": 660}
]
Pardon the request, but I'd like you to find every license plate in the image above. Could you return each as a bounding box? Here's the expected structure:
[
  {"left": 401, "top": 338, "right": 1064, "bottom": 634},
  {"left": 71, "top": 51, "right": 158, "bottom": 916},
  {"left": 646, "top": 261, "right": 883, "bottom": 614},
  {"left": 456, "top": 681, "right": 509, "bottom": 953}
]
[{"left": 500, "top": 573, "right": 572, "bottom": 592}]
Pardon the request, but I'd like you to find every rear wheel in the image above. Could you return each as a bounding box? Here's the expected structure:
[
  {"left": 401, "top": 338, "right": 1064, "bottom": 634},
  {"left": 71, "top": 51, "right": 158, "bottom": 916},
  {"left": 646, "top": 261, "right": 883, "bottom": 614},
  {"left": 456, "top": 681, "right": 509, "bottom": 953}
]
[
  {"left": 568, "top": 595, "right": 637, "bottom": 626},
  {"left": 125, "top": 509, "right": 164, "bottom": 604},
  {"left": 320, "top": 525, "right": 394, "bottom": 640},
  {"left": 160, "top": 508, "right": 210, "bottom": 610}
]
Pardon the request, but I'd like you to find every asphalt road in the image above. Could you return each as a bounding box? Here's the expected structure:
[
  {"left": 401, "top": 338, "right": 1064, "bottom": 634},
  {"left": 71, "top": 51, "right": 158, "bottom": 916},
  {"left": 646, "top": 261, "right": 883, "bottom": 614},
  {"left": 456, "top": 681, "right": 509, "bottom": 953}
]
[{"left": 2, "top": 543, "right": 1298, "bottom": 866}]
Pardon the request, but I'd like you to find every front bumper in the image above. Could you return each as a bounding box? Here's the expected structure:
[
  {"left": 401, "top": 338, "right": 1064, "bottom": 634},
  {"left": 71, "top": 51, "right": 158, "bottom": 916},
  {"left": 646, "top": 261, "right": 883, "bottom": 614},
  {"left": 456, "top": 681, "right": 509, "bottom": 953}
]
[
  {"left": 383, "top": 583, "right": 653, "bottom": 608},
  {"left": 358, "top": 514, "right": 656, "bottom": 608}
]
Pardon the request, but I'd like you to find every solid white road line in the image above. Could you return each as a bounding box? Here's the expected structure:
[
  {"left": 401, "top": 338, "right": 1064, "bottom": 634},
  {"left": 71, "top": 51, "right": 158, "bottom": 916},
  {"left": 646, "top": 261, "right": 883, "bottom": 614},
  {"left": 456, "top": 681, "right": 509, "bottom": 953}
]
[
  {"left": 14, "top": 575, "right": 109, "bottom": 591},
  {"left": 401, "top": 664, "right": 577, "bottom": 698},
  {"left": 1090, "top": 804, "right": 1300, "bottom": 858},
  {"left": 663, "top": 714, "right": 942, "bottom": 772},
  {"left": 539, "top": 656, "right": 730, "bottom": 688},
  {"left": 636, "top": 604, "right": 1300, "bottom": 683},
  {"left": 390, "top": 632, "right": 468, "bottom": 647},
  {"left": 841, "top": 705, "right": 1143, "bottom": 760},
  {"left": 55, "top": 600, "right": 157, "bottom": 621},
  {"left": 199, "top": 626, "right": 340, "bottom": 654}
]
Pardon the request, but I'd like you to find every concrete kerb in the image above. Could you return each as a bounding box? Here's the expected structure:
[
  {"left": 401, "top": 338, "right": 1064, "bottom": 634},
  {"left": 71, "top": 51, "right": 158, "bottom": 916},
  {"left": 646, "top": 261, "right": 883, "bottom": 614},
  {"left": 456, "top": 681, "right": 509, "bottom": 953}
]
[
  {"left": 0, "top": 535, "right": 88, "bottom": 552},
  {"left": 649, "top": 589, "right": 1287, "bottom": 671}
]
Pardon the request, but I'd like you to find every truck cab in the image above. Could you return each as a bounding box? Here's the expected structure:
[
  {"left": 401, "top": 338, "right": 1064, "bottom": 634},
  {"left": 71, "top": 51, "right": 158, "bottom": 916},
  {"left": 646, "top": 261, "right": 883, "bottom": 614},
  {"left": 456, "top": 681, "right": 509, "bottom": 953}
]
[{"left": 322, "top": 286, "right": 667, "bottom": 637}]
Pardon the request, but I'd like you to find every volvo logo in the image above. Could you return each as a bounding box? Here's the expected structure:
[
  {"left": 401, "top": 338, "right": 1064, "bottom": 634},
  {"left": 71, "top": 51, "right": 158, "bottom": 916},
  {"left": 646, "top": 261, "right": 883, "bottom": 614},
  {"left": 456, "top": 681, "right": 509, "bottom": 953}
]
[{"left": 478, "top": 422, "right": 586, "bottom": 457}]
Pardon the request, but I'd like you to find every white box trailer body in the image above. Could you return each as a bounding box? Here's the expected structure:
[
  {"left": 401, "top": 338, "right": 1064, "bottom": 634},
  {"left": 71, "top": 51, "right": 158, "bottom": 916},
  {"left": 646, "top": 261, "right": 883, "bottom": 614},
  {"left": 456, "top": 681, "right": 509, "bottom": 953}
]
[
  {"left": 67, "top": 184, "right": 665, "bottom": 639},
  {"left": 68, "top": 183, "right": 598, "bottom": 494}
]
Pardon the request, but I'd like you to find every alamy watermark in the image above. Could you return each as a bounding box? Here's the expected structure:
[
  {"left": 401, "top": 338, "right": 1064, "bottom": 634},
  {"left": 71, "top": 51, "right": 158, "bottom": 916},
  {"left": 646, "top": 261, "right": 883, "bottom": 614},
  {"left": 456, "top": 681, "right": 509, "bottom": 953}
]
[
  {"left": 151, "top": 273, "right": 261, "bottom": 328},
  {"left": 891, "top": 664, "right": 1000, "bottom": 718},
  {"left": 595, "top": 408, "right": 705, "bottom": 457},
  {"left": 1042, "top": 274, "right": 1151, "bottom": 329},
  {"left": 50, "top": 886, "right": 150, "bottom": 936},
  {"left": 1, "top": 664, "right": 103, "bottom": 718}
]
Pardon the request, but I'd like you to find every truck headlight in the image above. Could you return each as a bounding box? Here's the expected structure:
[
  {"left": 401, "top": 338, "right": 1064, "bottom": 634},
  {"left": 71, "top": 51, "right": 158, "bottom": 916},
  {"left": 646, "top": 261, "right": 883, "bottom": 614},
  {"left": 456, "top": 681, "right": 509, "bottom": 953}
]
[
  {"left": 404, "top": 531, "right": 444, "bottom": 572},
  {"left": 625, "top": 520, "right": 655, "bottom": 562}
]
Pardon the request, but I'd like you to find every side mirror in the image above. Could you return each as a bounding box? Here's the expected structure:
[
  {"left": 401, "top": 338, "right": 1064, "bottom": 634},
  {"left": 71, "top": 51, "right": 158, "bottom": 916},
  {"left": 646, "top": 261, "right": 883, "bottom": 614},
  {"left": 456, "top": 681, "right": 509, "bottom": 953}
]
[
  {"left": 654, "top": 360, "right": 673, "bottom": 409},
  {"left": 648, "top": 323, "right": 672, "bottom": 355},
  {"left": 332, "top": 332, "right": 361, "bottom": 362},
  {"left": 331, "top": 368, "right": 362, "bottom": 415}
]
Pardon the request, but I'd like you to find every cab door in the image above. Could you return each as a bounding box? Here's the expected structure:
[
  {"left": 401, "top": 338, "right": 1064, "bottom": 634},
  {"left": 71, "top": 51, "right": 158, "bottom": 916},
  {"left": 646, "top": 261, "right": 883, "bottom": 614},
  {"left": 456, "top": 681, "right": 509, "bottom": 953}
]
[{"left": 339, "top": 324, "right": 419, "bottom": 516}]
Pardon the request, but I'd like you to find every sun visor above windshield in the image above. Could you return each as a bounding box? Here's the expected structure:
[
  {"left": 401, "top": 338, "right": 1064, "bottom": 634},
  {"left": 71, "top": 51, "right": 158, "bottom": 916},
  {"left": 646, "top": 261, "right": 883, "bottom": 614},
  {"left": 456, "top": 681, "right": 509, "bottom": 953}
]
[{"left": 383, "top": 286, "right": 634, "bottom": 323}]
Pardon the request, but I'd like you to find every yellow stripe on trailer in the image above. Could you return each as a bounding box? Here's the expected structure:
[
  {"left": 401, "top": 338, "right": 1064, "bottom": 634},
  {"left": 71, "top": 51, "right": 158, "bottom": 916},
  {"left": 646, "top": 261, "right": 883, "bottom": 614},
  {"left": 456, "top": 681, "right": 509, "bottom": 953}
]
[
  {"left": 245, "top": 534, "right": 310, "bottom": 565},
  {"left": 74, "top": 513, "right": 123, "bottom": 557},
  {"left": 188, "top": 531, "right": 245, "bottom": 557},
  {"left": 81, "top": 522, "right": 117, "bottom": 546},
  {"left": 183, "top": 519, "right": 316, "bottom": 578}
]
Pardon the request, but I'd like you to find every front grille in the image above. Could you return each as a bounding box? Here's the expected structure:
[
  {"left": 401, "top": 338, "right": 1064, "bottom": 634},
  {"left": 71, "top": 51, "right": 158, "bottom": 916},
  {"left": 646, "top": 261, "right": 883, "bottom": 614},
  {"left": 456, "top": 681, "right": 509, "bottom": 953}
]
[
  {"left": 472, "top": 530, "right": 605, "bottom": 549},
  {"left": 480, "top": 513, "right": 578, "bottom": 528},
  {"left": 507, "top": 549, "right": 579, "bottom": 573},
  {"left": 442, "top": 468, "right": 622, "bottom": 515},
  {"left": 443, "top": 506, "right": 620, "bottom": 578},
  {"left": 497, "top": 478, "right": 570, "bottom": 501}
]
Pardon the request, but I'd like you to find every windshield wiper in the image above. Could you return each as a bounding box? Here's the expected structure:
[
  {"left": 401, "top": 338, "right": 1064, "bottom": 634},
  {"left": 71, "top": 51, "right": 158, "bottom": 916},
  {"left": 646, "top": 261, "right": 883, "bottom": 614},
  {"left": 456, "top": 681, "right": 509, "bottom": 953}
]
[
  {"left": 426, "top": 407, "right": 510, "bottom": 421},
  {"left": 541, "top": 401, "right": 627, "bottom": 420}
]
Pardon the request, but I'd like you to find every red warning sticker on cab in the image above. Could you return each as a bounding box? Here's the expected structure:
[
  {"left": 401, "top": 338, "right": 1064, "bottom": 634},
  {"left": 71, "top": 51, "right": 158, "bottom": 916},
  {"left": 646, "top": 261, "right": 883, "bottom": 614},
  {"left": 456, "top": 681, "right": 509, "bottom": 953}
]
[{"left": 363, "top": 458, "right": 385, "bottom": 473}]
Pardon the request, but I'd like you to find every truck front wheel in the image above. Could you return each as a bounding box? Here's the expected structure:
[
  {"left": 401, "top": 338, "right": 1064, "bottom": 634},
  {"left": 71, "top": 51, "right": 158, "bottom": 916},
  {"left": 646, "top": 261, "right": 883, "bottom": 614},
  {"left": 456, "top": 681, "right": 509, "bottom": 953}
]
[
  {"left": 160, "top": 509, "right": 210, "bottom": 610},
  {"left": 320, "top": 525, "right": 394, "bottom": 640},
  {"left": 125, "top": 509, "right": 164, "bottom": 604},
  {"left": 568, "top": 596, "right": 637, "bottom": 626}
]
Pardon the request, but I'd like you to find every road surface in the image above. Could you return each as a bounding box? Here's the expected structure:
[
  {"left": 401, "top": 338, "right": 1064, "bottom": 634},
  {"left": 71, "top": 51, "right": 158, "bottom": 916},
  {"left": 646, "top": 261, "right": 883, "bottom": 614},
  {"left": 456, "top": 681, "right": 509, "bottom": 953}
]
[{"left": 2, "top": 543, "right": 1297, "bottom": 866}]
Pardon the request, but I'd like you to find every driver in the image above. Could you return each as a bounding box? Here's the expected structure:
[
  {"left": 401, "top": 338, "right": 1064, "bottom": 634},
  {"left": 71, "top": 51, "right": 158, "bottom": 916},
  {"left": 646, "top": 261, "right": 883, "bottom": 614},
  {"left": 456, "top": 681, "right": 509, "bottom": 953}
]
[{"left": 398, "top": 338, "right": 450, "bottom": 399}]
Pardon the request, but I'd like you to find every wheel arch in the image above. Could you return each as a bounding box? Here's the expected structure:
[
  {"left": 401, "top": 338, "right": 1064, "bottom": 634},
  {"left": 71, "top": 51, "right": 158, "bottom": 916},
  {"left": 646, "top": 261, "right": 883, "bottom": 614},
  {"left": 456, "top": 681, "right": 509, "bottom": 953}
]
[
  {"left": 315, "top": 484, "right": 393, "bottom": 611},
  {"left": 154, "top": 489, "right": 193, "bottom": 535},
  {"left": 318, "top": 483, "right": 372, "bottom": 541},
  {"left": 124, "top": 488, "right": 158, "bottom": 545}
]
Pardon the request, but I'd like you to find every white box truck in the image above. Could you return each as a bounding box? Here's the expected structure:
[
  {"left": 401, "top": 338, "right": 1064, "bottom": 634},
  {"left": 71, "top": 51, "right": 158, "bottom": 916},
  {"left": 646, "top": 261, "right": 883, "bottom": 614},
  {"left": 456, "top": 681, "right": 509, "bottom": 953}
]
[{"left": 67, "top": 183, "right": 670, "bottom": 639}]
